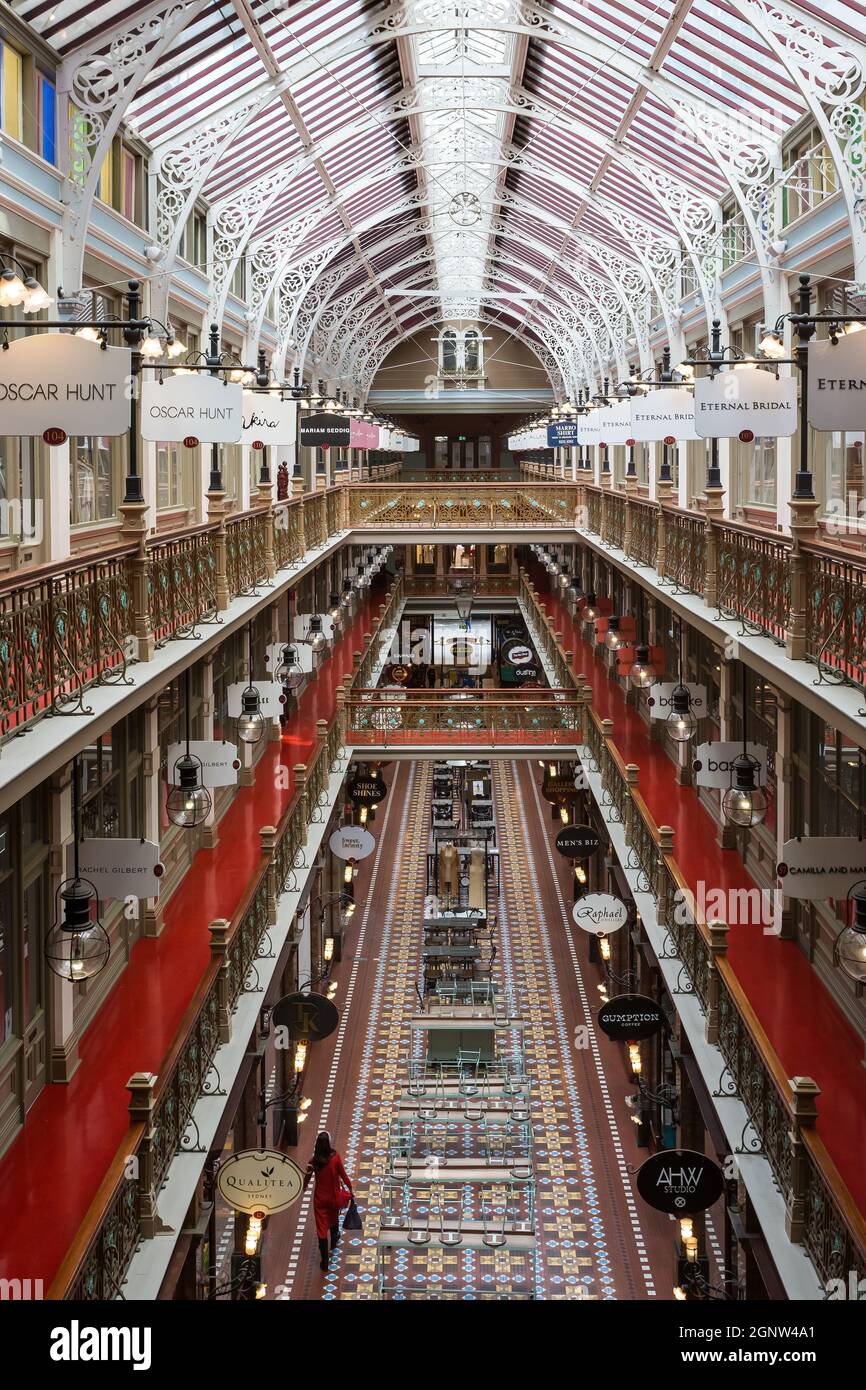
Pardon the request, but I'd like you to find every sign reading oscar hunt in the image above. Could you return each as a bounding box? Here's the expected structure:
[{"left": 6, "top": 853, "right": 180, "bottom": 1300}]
[
  {"left": 777, "top": 836, "right": 866, "bottom": 900},
  {"left": 241, "top": 392, "right": 296, "bottom": 447},
  {"left": 809, "top": 333, "right": 866, "bottom": 430},
  {"left": 555, "top": 824, "right": 601, "bottom": 860},
  {"left": 572, "top": 892, "right": 628, "bottom": 936},
  {"left": 692, "top": 741, "right": 768, "bottom": 789},
  {"left": 216, "top": 1149, "right": 304, "bottom": 1216},
  {"left": 694, "top": 367, "right": 797, "bottom": 438},
  {"left": 141, "top": 374, "right": 244, "bottom": 443},
  {"left": 597, "top": 995, "right": 664, "bottom": 1042},
  {"left": 167, "top": 740, "right": 241, "bottom": 789},
  {"left": 67, "top": 840, "right": 164, "bottom": 900},
  {"left": 636, "top": 1149, "right": 725, "bottom": 1215},
  {"left": 0, "top": 334, "right": 131, "bottom": 435},
  {"left": 328, "top": 825, "right": 376, "bottom": 861}
]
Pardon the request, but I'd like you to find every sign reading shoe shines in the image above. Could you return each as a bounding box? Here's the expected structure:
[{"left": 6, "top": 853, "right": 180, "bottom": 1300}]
[
  {"left": 0, "top": 334, "right": 131, "bottom": 435},
  {"left": 141, "top": 374, "right": 243, "bottom": 443}
]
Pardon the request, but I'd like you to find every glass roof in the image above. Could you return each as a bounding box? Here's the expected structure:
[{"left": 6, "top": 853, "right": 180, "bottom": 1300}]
[{"left": 12, "top": 0, "right": 866, "bottom": 391}]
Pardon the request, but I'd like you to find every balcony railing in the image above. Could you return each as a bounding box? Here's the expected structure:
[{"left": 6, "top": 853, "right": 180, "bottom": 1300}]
[
  {"left": 404, "top": 574, "right": 519, "bottom": 598},
  {"left": 347, "top": 482, "right": 581, "bottom": 529},
  {"left": 344, "top": 688, "right": 583, "bottom": 748},
  {"left": 519, "top": 570, "right": 866, "bottom": 1288}
]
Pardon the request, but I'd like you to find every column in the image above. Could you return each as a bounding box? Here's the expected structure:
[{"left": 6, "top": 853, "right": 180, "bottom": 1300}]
[
  {"left": 142, "top": 696, "right": 166, "bottom": 936},
  {"left": 48, "top": 765, "right": 79, "bottom": 1082}
]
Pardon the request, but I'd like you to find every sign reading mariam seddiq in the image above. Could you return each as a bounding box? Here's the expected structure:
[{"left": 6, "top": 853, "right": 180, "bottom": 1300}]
[
  {"left": 141, "top": 374, "right": 243, "bottom": 443},
  {"left": 0, "top": 334, "right": 132, "bottom": 435},
  {"left": 694, "top": 367, "right": 797, "bottom": 438}
]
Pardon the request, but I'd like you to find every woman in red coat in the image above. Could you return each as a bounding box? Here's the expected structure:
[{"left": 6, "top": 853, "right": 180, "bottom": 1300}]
[{"left": 303, "top": 1131, "right": 354, "bottom": 1271}]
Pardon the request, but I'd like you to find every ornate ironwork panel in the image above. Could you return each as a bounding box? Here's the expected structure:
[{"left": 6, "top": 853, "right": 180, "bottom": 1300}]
[
  {"left": 804, "top": 548, "right": 866, "bottom": 695},
  {"left": 715, "top": 523, "right": 790, "bottom": 641}
]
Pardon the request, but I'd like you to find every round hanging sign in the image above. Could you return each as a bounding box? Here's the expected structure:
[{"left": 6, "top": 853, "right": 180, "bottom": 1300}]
[
  {"left": 739, "top": 429, "right": 755, "bottom": 443},
  {"left": 251, "top": 439, "right": 265, "bottom": 450},
  {"left": 272, "top": 991, "right": 339, "bottom": 1042},
  {"left": 183, "top": 435, "right": 200, "bottom": 449},
  {"left": 626, "top": 437, "right": 636, "bottom": 447},
  {"left": 329, "top": 824, "right": 376, "bottom": 861},
  {"left": 43, "top": 427, "right": 67, "bottom": 447},
  {"left": 664, "top": 435, "right": 676, "bottom": 446},
  {"left": 597, "top": 994, "right": 664, "bottom": 1042},
  {"left": 348, "top": 771, "right": 387, "bottom": 807},
  {"left": 636, "top": 1148, "right": 725, "bottom": 1215},
  {"left": 216, "top": 1149, "right": 304, "bottom": 1216},
  {"left": 501, "top": 639, "right": 534, "bottom": 667},
  {"left": 389, "top": 664, "right": 411, "bottom": 685},
  {"left": 556, "top": 824, "right": 601, "bottom": 859},
  {"left": 572, "top": 892, "right": 628, "bottom": 936}
]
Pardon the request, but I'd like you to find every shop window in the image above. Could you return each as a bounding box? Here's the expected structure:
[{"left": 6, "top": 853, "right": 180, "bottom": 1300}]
[
  {"left": 38, "top": 73, "right": 56, "bottom": 163},
  {"left": 70, "top": 436, "right": 117, "bottom": 524},
  {"left": 121, "top": 147, "right": 136, "bottom": 222},
  {"left": 1, "top": 41, "right": 23, "bottom": 142},
  {"left": 741, "top": 436, "right": 776, "bottom": 507},
  {"left": 0, "top": 788, "right": 50, "bottom": 1050},
  {"left": 0, "top": 436, "right": 40, "bottom": 545},
  {"left": 414, "top": 544, "right": 436, "bottom": 573},
  {"left": 157, "top": 441, "right": 194, "bottom": 511},
  {"left": 487, "top": 544, "right": 509, "bottom": 571},
  {"left": 827, "top": 431, "right": 864, "bottom": 518}
]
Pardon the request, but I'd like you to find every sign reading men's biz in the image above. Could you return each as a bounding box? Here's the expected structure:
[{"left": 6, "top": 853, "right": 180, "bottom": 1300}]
[
  {"left": 141, "top": 374, "right": 243, "bottom": 443},
  {"left": 0, "top": 334, "right": 131, "bottom": 435},
  {"left": 694, "top": 367, "right": 797, "bottom": 438}
]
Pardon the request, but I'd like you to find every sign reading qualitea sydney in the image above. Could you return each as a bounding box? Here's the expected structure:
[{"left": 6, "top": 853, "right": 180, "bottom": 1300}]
[{"left": 0, "top": 335, "right": 131, "bottom": 434}]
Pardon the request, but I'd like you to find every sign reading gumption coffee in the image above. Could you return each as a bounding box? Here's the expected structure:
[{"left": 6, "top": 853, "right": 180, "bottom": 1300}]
[
  {"left": 636, "top": 1149, "right": 725, "bottom": 1215},
  {"left": 572, "top": 892, "right": 628, "bottom": 936},
  {"left": 809, "top": 333, "right": 866, "bottom": 429},
  {"left": 629, "top": 388, "right": 698, "bottom": 442},
  {"left": 777, "top": 837, "right": 866, "bottom": 899},
  {"left": 597, "top": 994, "right": 664, "bottom": 1042},
  {"left": 241, "top": 392, "right": 297, "bottom": 447},
  {"left": 216, "top": 1149, "right": 304, "bottom": 1216},
  {"left": 141, "top": 374, "right": 243, "bottom": 443},
  {"left": 0, "top": 335, "right": 131, "bottom": 435},
  {"left": 694, "top": 367, "right": 797, "bottom": 438}
]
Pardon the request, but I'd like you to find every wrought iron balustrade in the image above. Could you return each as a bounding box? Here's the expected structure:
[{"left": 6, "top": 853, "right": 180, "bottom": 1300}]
[
  {"left": 347, "top": 483, "right": 581, "bottom": 529},
  {"left": 345, "top": 689, "right": 583, "bottom": 747},
  {"left": 225, "top": 511, "right": 269, "bottom": 597},
  {"left": 627, "top": 498, "right": 658, "bottom": 569},
  {"left": 803, "top": 545, "right": 866, "bottom": 696},
  {"left": 714, "top": 522, "right": 791, "bottom": 642},
  {"left": 662, "top": 508, "right": 707, "bottom": 595},
  {"left": 147, "top": 526, "right": 219, "bottom": 644}
]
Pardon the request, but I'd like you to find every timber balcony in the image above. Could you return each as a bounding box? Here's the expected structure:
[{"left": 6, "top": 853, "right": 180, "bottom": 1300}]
[{"left": 2, "top": 479, "right": 866, "bottom": 751}]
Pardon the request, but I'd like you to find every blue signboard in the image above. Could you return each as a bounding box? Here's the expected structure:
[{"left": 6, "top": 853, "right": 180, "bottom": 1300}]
[{"left": 547, "top": 421, "right": 578, "bottom": 447}]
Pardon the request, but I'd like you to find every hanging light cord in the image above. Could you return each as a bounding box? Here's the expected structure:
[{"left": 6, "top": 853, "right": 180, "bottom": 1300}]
[
  {"left": 72, "top": 755, "right": 81, "bottom": 884},
  {"left": 185, "top": 665, "right": 192, "bottom": 758}
]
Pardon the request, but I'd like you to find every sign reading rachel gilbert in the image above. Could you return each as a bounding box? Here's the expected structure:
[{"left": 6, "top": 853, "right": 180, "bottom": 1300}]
[{"left": 0, "top": 334, "right": 131, "bottom": 435}]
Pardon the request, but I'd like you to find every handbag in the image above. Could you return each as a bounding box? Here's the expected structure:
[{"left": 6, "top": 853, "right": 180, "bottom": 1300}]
[
  {"left": 343, "top": 1198, "right": 363, "bottom": 1232},
  {"left": 337, "top": 1184, "right": 352, "bottom": 1210}
]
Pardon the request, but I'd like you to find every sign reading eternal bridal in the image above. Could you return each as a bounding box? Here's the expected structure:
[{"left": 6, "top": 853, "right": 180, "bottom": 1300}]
[
  {"left": 216, "top": 1149, "right": 304, "bottom": 1216},
  {"left": 694, "top": 368, "right": 797, "bottom": 438},
  {"left": 141, "top": 374, "right": 243, "bottom": 443},
  {"left": 630, "top": 388, "right": 698, "bottom": 442},
  {"left": 0, "top": 334, "right": 131, "bottom": 435},
  {"left": 809, "top": 334, "right": 866, "bottom": 430}
]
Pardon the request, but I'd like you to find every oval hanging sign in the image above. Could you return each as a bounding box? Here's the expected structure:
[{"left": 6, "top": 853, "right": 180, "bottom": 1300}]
[
  {"left": 183, "top": 435, "right": 200, "bottom": 449},
  {"left": 663, "top": 434, "right": 676, "bottom": 446},
  {"left": 329, "top": 825, "right": 376, "bottom": 861},
  {"left": 501, "top": 640, "right": 534, "bottom": 666},
  {"left": 626, "top": 437, "right": 636, "bottom": 447},
  {"left": 216, "top": 1149, "right": 304, "bottom": 1216},
  {"left": 251, "top": 439, "right": 265, "bottom": 450},
  {"left": 739, "top": 429, "right": 755, "bottom": 443},
  {"left": 555, "top": 824, "right": 601, "bottom": 859},
  {"left": 348, "top": 772, "right": 386, "bottom": 807},
  {"left": 572, "top": 892, "right": 628, "bottom": 936},
  {"left": 389, "top": 664, "right": 411, "bottom": 685},
  {"left": 636, "top": 1148, "right": 725, "bottom": 1215},
  {"left": 272, "top": 991, "right": 339, "bottom": 1042},
  {"left": 597, "top": 994, "right": 664, "bottom": 1041},
  {"left": 43, "top": 426, "right": 67, "bottom": 446}
]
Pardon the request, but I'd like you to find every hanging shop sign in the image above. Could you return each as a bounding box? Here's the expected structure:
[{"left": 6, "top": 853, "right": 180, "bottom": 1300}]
[
  {"left": 501, "top": 639, "right": 534, "bottom": 667},
  {"left": 629, "top": 388, "right": 698, "bottom": 442},
  {"left": 547, "top": 420, "right": 579, "bottom": 447},
  {"left": 347, "top": 770, "right": 387, "bottom": 807},
  {"left": 776, "top": 836, "right": 866, "bottom": 899},
  {"left": 68, "top": 839, "right": 164, "bottom": 900},
  {"left": 0, "top": 334, "right": 132, "bottom": 436},
  {"left": 141, "top": 374, "right": 243, "bottom": 443},
  {"left": 693, "top": 368, "right": 797, "bottom": 439},
  {"left": 216, "top": 1149, "right": 304, "bottom": 1217},
  {"left": 241, "top": 392, "right": 296, "bottom": 447},
  {"left": 808, "top": 333, "right": 866, "bottom": 430},
  {"left": 167, "top": 740, "right": 240, "bottom": 788},
  {"left": 597, "top": 994, "right": 664, "bottom": 1042},
  {"left": 300, "top": 412, "right": 350, "bottom": 447},
  {"left": 265, "top": 642, "right": 314, "bottom": 676},
  {"left": 543, "top": 772, "right": 583, "bottom": 803},
  {"left": 350, "top": 417, "right": 379, "bottom": 450},
  {"left": 647, "top": 681, "right": 707, "bottom": 720},
  {"left": 388, "top": 664, "right": 411, "bottom": 685},
  {"left": 636, "top": 1148, "right": 725, "bottom": 1215},
  {"left": 226, "top": 680, "right": 285, "bottom": 720},
  {"left": 273, "top": 991, "right": 339, "bottom": 1042},
  {"left": 692, "top": 741, "right": 768, "bottom": 789},
  {"left": 555, "top": 824, "right": 601, "bottom": 859},
  {"left": 572, "top": 892, "right": 628, "bottom": 936},
  {"left": 329, "top": 825, "right": 376, "bottom": 861},
  {"left": 583, "top": 401, "right": 631, "bottom": 446}
]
